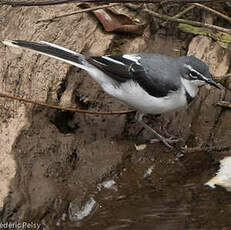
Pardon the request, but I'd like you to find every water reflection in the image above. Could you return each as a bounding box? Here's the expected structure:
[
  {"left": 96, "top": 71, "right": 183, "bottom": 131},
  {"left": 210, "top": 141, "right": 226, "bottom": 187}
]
[{"left": 63, "top": 179, "right": 231, "bottom": 230}]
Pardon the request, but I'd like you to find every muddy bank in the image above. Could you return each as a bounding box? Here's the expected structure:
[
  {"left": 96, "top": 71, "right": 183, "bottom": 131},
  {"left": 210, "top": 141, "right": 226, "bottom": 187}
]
[{"left": 0, "top": 3, "right": 231, "bottom": 230}]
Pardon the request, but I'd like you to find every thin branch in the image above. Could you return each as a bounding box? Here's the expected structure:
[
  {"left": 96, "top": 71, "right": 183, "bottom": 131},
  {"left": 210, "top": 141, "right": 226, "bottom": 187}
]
[
  {"left": 216, "top": 101, "right": 231, "bottom": 110},
  {"left": 161, "top": 5, "right": 196, "bottom": 26},
  {"left": 213, "top": 73, "right": 231, "bottom": 84},
  {"left": 37, "top": 3, "right": 120, "bottom": 22},
  {"left": 193, "top": 3, "right": 231, "bottom": 23},
  {"left": 1, "top": 0, "right": 70, "bottom": 6},
  {"left": 0, "top": 0, "right": 229, "bottom": 7},
  {"left": 144, "top": 8, "right": 231, "bottom": 34},
  {"left": 182, "top": 145, "right": 231, "bottom": 153},
  {"left": 0, "top": 92, "right": 135, "bottom": 115},
  {"left": 173, "top": 5, "right": 196, "bottom": 18}
]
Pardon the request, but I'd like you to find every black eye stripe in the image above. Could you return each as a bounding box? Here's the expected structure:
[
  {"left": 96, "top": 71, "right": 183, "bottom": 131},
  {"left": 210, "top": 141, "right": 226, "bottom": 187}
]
[
  {"left": 190, "top": 71, "right": 198, "bottom": 77},
  {"left": 184, "top": 64, "right": 206, "bottom": 80},
  {"left": 189, "top": 73, "right": 198, "bottom": 79}
]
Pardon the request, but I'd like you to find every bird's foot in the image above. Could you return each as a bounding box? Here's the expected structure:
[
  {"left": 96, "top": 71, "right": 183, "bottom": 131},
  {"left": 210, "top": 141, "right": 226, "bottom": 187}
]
[
  {"left": 137, "top": 114, "right": 183, "bottom": 149},
  {"left": 150, "top": 136, "right": 183, "bottom": 149}
]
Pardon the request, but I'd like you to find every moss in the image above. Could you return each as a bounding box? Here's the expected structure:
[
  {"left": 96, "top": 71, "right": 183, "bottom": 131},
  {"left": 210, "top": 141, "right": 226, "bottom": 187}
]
[{"left": 178, "top": 23, "right": 231, "bottom": 43}]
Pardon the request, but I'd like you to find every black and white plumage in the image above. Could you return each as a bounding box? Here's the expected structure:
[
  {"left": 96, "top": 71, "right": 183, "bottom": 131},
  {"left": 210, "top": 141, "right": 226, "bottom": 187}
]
[{"left": 2, "top": 40, "right": 220, "bottom": 148}]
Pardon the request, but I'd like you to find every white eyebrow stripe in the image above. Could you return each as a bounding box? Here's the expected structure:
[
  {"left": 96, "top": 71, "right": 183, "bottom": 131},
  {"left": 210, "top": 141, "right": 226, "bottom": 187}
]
[
  {"left": 102, "top": 56, "right": 126, "bottom": 66},
  {"left": 184, "top": 64, "right": 205, "bottom": 79}
]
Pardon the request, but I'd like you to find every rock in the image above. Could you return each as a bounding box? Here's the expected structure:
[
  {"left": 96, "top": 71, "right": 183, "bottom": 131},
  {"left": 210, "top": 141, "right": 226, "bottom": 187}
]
[{"left": 205, "top": 156, "right": 231, "bottom": 191}]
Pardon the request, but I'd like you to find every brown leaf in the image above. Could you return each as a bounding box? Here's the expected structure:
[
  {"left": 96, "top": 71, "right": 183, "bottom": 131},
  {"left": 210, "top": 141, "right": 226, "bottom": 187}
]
[{"left": 93, "top": 7, "right": 145, "bottom": 35}]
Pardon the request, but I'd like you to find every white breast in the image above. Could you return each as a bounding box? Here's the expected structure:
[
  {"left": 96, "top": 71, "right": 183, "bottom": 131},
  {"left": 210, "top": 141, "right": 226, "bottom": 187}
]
[
  {"left": 181, "top": 78, "right": 199, "bottom": 98},
  {"left": 102, "top": 80, "right": 188, "bottom": 114}
]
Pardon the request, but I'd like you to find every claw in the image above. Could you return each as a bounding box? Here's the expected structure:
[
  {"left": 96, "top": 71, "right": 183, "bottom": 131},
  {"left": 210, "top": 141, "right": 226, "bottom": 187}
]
[{"left": 136, "top": 112, "right": 183, "bottom": 149}]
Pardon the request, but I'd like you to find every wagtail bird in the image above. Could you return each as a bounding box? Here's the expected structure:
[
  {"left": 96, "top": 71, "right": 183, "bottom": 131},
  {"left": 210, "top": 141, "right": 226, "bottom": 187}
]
[{"left": 2, "top": 40, "right": 220, "bottom": 148}]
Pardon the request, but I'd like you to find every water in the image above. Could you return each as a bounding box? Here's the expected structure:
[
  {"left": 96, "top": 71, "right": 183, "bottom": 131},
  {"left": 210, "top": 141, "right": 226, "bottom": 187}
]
[{"left": 59, "top": 160, "right": 231, "bottom": 230}]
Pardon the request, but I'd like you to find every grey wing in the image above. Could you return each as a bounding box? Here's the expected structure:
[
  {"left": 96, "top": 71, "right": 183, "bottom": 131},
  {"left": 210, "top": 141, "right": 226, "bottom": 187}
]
[{"left": 88, "top": 54, "right": 178, "bottom": 98}]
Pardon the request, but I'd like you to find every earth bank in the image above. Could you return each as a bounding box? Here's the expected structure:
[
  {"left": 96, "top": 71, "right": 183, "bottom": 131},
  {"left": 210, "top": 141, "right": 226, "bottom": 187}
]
[{"left": 0, "top": 3, "right": 231, "bottom": 230}]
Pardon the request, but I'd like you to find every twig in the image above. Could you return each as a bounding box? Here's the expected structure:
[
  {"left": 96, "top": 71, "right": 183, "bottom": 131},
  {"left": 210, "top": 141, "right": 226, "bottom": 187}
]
[
  {"left": 0, "top": 92, "right": 135, "bottom": 115},
  {"left": 182, "top": 145, "right": 231, "bottom": 153},
  {"left": 213, "top": 73, "right": 231, "bottom": 84},
  {"left": 193, "top": 3, "right": 231, "bottom": 24},
  {"left": 161, "top": 5, "right": 196, "bottom": 26},
  {"left": 144, "top": 8, "right": 231, "bottom": 34},
  {"left": 37, "top": 3, "right": 120, "bottom": 22},
  {"left": 216, "top": 101, "right": 231, "bottom": 109},
  {"left": 0, "top": 0, "right": 229, "bottom": 7},
  {"left": 172, "top": 5, "right": 195, "bottom": 18}
]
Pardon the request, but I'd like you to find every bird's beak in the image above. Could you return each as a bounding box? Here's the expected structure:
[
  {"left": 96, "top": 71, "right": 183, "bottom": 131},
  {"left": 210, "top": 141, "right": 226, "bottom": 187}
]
[
  {"left": 205, "top": 78, "right": 221, "bottom": 89},
  {"left": 201, "top": 74, "right": 221, "bottom": 89}
]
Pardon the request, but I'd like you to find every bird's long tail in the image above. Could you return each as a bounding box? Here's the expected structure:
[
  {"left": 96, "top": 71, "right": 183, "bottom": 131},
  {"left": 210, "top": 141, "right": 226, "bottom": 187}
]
[{"left": 2, "top": 40, "right": 89, "bottom": 71}]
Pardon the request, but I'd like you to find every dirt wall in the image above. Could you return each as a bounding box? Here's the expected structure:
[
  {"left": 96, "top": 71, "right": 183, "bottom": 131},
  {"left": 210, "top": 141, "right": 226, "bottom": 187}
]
[{"left": 0, "top": 3, "right": 230, "bottom": 229}]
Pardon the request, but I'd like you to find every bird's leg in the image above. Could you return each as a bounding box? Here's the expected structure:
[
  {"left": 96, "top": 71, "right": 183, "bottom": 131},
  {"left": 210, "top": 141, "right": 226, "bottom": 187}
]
[
  {"left": 139, "top": 119, "right": 173, "bottom": 148},
  {"left": 136, "top": 112, "right": 178, "bottom": 149}
]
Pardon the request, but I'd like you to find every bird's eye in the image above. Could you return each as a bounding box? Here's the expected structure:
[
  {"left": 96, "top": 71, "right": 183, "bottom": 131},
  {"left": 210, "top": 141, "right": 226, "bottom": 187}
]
[{"left": 189, "top": 71, "right": 198, "bottom": 79}]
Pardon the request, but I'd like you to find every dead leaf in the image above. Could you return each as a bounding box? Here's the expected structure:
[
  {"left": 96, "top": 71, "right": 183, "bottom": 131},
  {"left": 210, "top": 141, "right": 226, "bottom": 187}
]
[{"left": 93, "top": 7, "right": 145, "bottom": 35}]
